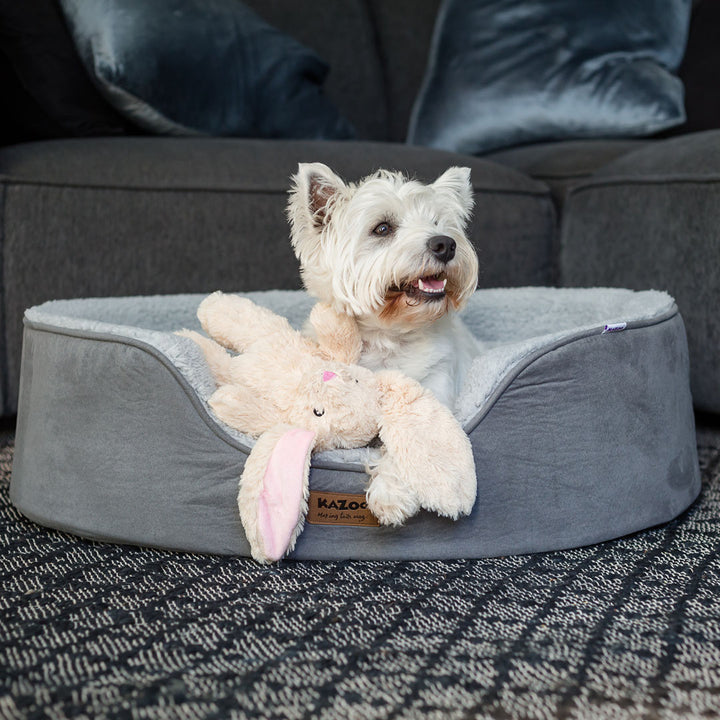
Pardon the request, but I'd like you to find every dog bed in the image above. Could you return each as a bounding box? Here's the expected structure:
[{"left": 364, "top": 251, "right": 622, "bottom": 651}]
[{"left": 11, "top": 288, "right": 699, "bottom": 560}]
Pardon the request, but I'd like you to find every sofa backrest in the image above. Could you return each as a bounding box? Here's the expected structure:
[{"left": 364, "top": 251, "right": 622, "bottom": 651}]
[{"left": 243, "top": 0, "right": 441, "bottom": 143}]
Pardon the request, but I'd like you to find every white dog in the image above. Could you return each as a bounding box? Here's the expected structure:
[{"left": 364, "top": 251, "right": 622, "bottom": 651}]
[{"left": 287, "top": 163, "right": 480, "bottom": 411}]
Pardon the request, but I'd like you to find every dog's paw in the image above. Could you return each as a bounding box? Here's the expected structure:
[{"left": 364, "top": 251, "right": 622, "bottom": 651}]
[{"left": 365, "top": 471, "right": 420, "bottom": 527}]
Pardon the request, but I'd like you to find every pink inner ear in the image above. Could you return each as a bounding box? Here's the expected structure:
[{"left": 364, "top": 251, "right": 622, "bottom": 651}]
[
  {"left": 322, "top": 371, "right": 337, "bottom": 382},
  {"left": 257, "top": 428, "right": 315, "bottom": 561}
]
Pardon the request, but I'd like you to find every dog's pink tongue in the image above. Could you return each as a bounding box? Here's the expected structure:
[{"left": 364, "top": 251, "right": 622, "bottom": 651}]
[{"left": 415, "top": 276, "right": 445, "bottom": 291}]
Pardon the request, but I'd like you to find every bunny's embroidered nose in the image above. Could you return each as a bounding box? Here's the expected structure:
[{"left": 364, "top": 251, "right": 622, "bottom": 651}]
[{"left": 322, "top": 371, "right": 337, "bottom": 382}]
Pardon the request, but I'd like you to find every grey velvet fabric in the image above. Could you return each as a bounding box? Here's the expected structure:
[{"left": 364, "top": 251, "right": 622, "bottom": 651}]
[
  {"left": 408, "top": 0, "right": 691, "bottom": 154},
  {"left": 0, "top": 137, "right": 555, "bottom": 415},
  {"left": 561, "top": 130, "right": 720, "bottom": 413},
  {"left": 11, "top": 293, "right": 698, "bottom": 559},
  {"left": 58, "top": 0, "right": 355, "bottom": 140},
  {"left": 12, "top": 329, "right": 253, "bottom": 555},
  {"left": 463, "top": 313, "right": 698, "bottom": 557},
  {"left": 242, "top": 0, "right": 390, "bottom": 142},
  {"left": 242, "top": 0, "right": 443, "bottom": 143}
]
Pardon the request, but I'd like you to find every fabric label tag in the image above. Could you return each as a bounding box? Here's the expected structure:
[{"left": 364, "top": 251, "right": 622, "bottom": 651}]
[
  {"left": 306, "top": 491, "right": 380, "bottom": 527},
  {"left": 602, "top": 322, "right": 627, "bottom": 334}
]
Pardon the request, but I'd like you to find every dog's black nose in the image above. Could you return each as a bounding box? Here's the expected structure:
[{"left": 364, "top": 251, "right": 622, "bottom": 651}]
[{"left": 428, "top": 235, "right": 456, "bottom": 263}]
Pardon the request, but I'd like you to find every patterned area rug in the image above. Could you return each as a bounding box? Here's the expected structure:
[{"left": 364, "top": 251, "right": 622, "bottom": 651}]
[{"left": 2, "top": 425, "right": 720, "bottom": 720}]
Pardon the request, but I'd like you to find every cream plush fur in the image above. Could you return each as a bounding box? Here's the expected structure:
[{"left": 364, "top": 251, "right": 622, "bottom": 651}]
[{"left": 180, "top": 292, "right": 476, "bottom": 563}]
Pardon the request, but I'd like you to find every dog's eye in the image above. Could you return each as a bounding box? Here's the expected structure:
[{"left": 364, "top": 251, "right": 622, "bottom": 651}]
[
  {"left": 313, "top": 408, "right": 325, "bottom": 417},
  {"left": 372, "top": 222, "right": 393, "bottom": 237}
]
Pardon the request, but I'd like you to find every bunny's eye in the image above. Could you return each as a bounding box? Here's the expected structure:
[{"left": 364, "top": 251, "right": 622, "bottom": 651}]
[{"left": 313, "top": 408, "right": 325, "bottom": 417}]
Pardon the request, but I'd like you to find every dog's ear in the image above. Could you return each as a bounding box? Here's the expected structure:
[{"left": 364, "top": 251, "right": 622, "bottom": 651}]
[
  {"left": 432, "top": 166, "right": 474, "bottom": 222},
  {"left": 291, "top": 162, "right": 346, "bottom": 228}
]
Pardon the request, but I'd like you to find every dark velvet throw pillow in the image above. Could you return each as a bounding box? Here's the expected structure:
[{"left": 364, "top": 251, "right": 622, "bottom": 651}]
[
  {"left": 58, "top": 0, "right": 355, "bottom": 140},
  {"left": 408, "top": 0, "right": 692, "bottom": 154}
]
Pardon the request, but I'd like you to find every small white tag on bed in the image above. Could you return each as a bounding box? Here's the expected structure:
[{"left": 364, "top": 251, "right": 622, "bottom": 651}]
[{"left": 602, "top": 322, "right": 627, "bottom": 334}]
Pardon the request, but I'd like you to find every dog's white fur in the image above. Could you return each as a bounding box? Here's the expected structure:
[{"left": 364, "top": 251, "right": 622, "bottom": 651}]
[{"left": 287, "top": 163, "right": 480, "bottom": 410}]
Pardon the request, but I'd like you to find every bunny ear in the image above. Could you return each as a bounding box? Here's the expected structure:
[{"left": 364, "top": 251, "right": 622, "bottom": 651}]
[{"left": 238, "top": 424, "right": 316, "bottom": 563}]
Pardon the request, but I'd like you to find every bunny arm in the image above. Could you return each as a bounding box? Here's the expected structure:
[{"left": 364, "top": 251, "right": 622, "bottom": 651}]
[
  {"left": 307, "top": 302, "right": 363, "bottom": 364},
  {"left": 367, "top": 370, "right": 477, "bottom": 525},
  {"left": 238, "top": 424, "right": 316, "bottom": 563}
]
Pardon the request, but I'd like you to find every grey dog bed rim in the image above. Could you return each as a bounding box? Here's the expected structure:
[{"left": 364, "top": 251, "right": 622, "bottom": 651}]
[{"left": 21, "top": 303, "right": 679, "bottom": 467}]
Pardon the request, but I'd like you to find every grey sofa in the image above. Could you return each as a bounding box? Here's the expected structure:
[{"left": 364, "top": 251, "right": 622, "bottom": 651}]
[{"left": 0, "top": 0, "right": 718, "bottom": 418}]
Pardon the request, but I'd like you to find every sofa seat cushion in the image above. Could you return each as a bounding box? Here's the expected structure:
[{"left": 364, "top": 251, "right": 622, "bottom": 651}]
[
  {"left": 560, "top": 130, "right": 720, "bottom": 413},
  {"left": 0, "top": 136, "right": 555, "bottom": 415}
]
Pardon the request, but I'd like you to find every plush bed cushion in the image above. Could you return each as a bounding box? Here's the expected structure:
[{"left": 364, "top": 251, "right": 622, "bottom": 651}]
[{"left": 11, "top": 288, "right": 699, "bottom": 560}]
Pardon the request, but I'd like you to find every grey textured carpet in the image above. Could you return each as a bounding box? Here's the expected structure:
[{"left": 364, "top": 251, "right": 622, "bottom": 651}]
[{"left": 2, "top": 424, "right": 720, "bottom": 720}]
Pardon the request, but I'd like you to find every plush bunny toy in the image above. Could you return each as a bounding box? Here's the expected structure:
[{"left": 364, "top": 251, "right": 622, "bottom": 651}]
[{"left": 180, "top": 292, "right": 476, "bottom": 563}]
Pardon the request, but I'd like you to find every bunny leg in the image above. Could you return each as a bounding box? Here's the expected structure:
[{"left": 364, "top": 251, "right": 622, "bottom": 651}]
[
  {"left": 175, "top": 329, "right": 235, "bottom": 385},
  {"left": 198, "top": 291, "right": 297, "bottom": 353}
]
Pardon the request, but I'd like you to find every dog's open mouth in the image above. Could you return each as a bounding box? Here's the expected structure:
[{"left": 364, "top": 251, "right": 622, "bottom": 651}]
[{"left": 395, "top": 274, "right": 448, "bottom": 301}]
